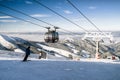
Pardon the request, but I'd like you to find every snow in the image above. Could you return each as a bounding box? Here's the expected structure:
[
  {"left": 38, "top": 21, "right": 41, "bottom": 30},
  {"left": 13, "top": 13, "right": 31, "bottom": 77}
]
[
  {"left": 0, "top": 33, "right": 120, "bottom": 80},
  {"left": 37, "top": 48, "right": 68, "bottom": 60},
  {"left": 65, "top": 43, "right": 75, "bottom": 48},
  {"left": 0, "top": 34, "right": 17, "bottom": 49},
  {"left": 47, "top": 54, "right": 67, "bottom": 60},
  {"left": 71, "top": 49, "right": 79, "bottom": 54},
  {"left": 81, "top": 50, "right": 90, "bottom": 58},
  {"left": 14, "top": 48, "right": 25, "bottom": 53},
  {"left": 12, "top": 37, "right": 27, "bottom": 44},
  {"left": 37, "top": 43, "right": 77, "bottom": 58},
  {"left": 0, "top": 50, "right": 39, "bottom": 60},
  {"left": 64, "top": 42, "right": 79, "bottom": 54},
  {"left": 64, "top": 37, "right": 74, "bottom": 42},
  {"left": 0, "top": 50, "right": 23, "bottom": 58},
  {"left": 0, "top": 50, "right": 120, "bottom": 80},
  {"left": 0, "top": 59, "right": 120, "bottom": 80}
]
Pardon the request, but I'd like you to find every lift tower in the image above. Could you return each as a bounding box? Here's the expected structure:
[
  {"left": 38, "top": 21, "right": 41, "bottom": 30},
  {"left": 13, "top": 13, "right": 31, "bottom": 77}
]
[{"left": 82, "top": 32, "right": 114, "bottom": 59}]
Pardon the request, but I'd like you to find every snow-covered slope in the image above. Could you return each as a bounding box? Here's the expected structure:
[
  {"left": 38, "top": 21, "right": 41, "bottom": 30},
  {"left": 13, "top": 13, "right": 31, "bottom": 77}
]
[
  {"left": 0, "top": 34, "right": 120, "bottom": 60},
  {"left": 0, "top": 50, "right": 39, "bottom": 60},
  {"left": 0, "top": 34, "right": 17, "bottom": 49},
  {"left": 0, "top": 59, "right": 120, "bottom": 80},
  {"left": 0, "top": 34, "right": 73, "bottom": 60},
  {"left": 64, "top": 37, "right": 74, "bottom": 42},
  {"left": 0, "top": 34, "right": 29, "bottom": 53},
  {"left": 37, "top": 43, "right": 78, "bottom": 58}
]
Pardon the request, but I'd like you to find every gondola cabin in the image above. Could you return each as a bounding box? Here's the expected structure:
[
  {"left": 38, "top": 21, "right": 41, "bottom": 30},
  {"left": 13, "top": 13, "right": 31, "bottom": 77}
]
[{"left": 44, "top": 27, "right": 59, "bottom": 43}]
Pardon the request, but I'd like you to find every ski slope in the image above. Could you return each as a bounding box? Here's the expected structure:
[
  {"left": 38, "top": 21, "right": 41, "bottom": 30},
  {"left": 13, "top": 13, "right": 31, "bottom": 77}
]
[
  {"left": 37, "top": 43, "right": 77, "bottom": 58},
  {"left": 0, "top": 49, "right": 120, "bottom": 80},
  {"left": 0, "top": 34, "right": 17, "bottom": 49},
  {"left": 0, "top": 60, "right": 120, "bottom": 80}
]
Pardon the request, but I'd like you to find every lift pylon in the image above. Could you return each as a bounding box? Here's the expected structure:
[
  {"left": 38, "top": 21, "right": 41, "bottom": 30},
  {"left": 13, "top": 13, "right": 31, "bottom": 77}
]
[{"left": 82, "top": 32, "right": 114, "bottom": 59}]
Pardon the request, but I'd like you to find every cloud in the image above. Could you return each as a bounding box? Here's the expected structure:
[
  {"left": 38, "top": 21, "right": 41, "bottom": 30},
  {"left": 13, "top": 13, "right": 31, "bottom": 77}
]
[
  {"left": 0, "top": 16, "right": 12, "bottom": 18},
  {"left": 25, "top": 1, "right": 33, "bottom": 4},
  {"left": 63, "top": 10, "right": 73, "bottom": 14},
  {"left": 31, "top": 14, "right": 50, "bottom": 18},
  {"left": 0, "top": 20, "right": 17, "bottom": 22},
  {"left": 88, "top": 6, "right": 96, "bottom": 10}
]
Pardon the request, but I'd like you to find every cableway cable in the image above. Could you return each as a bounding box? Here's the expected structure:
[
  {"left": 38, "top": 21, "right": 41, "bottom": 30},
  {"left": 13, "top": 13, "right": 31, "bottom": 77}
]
[
  {"left": 66, "top": 0, "right": 102, "bottom": 32},
  {"left": 0, "top": 11, "right": 81, "bottom": 36},
  {"left": 33, "top": 0, "right": 89, "bottom": 32},
  {"left": 0, "top": 4, "right": 55, "bottom": 27},
  {"left": 0, "top": 3, "right": 82, "bottom": 35},
  {"left": 0, "top": 11, "right": 46, "bottom": 28}
]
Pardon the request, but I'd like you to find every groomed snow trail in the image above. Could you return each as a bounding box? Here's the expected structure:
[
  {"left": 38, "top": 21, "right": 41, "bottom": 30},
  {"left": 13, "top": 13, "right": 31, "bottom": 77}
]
[{"left": 0, "top": 60, "right": 120, "bottom": 80}]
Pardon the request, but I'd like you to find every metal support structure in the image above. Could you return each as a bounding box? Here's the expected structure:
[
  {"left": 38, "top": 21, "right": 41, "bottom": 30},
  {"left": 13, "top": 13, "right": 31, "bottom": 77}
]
[
  {"left": 95, "top": 40, "right": 100, "bottom": 59},
  {"left": 82, "top": 32, "right": 114, "bottom": 59}
]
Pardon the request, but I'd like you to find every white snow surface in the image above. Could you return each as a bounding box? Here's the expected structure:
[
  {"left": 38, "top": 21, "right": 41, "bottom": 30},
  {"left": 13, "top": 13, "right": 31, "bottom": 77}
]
[
  {"left": 81, "top": 50, "right": 90, "bottom": 58},
  {"left": 0, "top": 59, "right": 120, "bottom": 80},
  {"left": 0, "top": 34, "right": 17, "bottom": 49},
  {"left": 37, "top": 43, "right": 77, "bottom": 57},
  {"left": 37, "top": 48, "right": 68, "bottom": 60},
  {"left": 71, "top": 48, "right": 79, "bottom": 54},
  {"left": 47, "top": 54, "right": 67, "bottom": 60},
  {"left": 14, "top": 48, "right": 25, "bottom": 53},
  {"left": 0, "top": 50, "right": 39, "bottom": 60},
  {"left": 65, "top": 43, "right": 75, "bottom": 49},
  {"left": 64, "top": 37, "right": 74, "bottom": 42},
  {"left": 0, "top": 50, "right": 120, "bottom": 80},
  {"left": 64, "top": 42, "right": 79, "bottom": 54}
]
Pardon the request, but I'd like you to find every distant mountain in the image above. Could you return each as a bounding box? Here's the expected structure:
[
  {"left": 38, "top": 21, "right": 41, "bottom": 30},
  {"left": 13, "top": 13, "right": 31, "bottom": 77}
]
[
  {"left": 0, "top": 34, "right": 120, "bottom": 60},
  {"left": 0, "top": 34, "right": 17, "bottom": 50}
]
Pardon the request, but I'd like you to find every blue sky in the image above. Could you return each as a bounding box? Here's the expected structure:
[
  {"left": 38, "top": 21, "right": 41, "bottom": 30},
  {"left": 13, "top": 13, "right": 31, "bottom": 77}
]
[{"left": 0, "top": 0, "right": 120, "bottom": 32}]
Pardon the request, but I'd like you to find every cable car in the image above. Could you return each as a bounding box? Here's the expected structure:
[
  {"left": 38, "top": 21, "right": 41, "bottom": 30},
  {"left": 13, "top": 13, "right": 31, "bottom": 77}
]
[{"left": 44, "top": 27, "right": 59, "bottom": 43}]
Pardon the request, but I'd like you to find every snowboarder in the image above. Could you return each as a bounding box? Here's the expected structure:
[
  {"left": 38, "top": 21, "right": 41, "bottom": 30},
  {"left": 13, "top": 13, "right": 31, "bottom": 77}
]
[{"left": 23, "top": 46, "right": 31, "bottom": 61}]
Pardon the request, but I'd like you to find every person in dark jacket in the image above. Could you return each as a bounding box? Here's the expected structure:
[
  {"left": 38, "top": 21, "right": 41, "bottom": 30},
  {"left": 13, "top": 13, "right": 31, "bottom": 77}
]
[{"left": 23, "top": 46, "right": 31, "bottom": 61}]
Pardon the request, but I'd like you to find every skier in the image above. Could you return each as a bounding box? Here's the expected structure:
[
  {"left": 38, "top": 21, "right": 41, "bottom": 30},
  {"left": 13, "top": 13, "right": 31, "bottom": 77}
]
[{"left": 23, "top": 46, "right": 31, "bottom": 61}]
